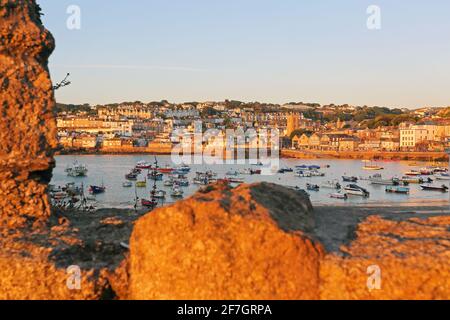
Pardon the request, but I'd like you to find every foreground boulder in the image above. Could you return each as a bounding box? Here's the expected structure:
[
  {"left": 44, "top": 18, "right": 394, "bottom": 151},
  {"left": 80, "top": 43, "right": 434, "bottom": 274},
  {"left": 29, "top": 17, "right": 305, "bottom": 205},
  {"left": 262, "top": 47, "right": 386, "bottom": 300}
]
[
  {"left": 320, "top": 215, "right": 450, "bottom": 300},
  {"left": 128, "top": 182, "right": 324, "bottom": 300}
]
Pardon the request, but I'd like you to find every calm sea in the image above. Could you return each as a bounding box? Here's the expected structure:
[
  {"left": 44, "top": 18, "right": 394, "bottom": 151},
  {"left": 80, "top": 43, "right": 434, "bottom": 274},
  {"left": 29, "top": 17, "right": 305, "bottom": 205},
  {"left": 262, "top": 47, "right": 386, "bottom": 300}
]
[{"left": 51, "top": 155, "right": 450, "bottom": 209}]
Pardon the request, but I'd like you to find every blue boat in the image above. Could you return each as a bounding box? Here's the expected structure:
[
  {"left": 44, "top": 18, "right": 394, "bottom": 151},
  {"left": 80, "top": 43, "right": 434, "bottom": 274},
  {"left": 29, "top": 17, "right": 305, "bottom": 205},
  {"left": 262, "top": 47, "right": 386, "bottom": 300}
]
[{"left": 386, "top": 186, "right": 410, "bottom": 194}]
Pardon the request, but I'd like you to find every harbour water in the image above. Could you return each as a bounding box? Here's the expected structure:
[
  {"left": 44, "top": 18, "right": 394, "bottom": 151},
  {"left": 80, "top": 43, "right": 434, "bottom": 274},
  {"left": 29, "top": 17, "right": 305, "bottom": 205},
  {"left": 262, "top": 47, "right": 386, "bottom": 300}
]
[{"left": 51, "top": 155, "right": 450, "bottom": 209}]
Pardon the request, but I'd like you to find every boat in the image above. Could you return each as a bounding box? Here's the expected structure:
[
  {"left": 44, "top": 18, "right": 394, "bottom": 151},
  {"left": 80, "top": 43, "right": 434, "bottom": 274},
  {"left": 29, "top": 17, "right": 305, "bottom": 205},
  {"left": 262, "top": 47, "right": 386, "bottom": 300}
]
[
  {"left": 363, "top": 165, "right": 384, "bottom": 171},
  {"left": 295, "top": 170, "right": 312, "bottom": 178},
  {"left": 193, "top": 177, "right": 209, "bottom": 185},
  {"left": 405, "top": 170, "right": 421, "bottom": 176},
  {"left": 125, "top": 172, "right": 138, "bottom": 180},
  {"left": 222, "top": 177, "right": 244, "bottom": 184},
  {"left": 154, "top": 190, "right": 167, "bottom": 199},
  {"left": 122, "top": 181, "right": 133, "bottom": 188},
  {"left": 309, "top": 170, "right": 325, "bottom": 177},
  {"left": 420, "top": 168, "right": 434, "bottom": 176},
  {"left": 400, "top": 176, "right": 424, "bottom": 184},
  {"left": 170, "top": 187, "right": 184, "bottom": 198},
  {"left": 164, "top": 179, "right": 174, "bottom": 187},
  {"left": 141, "top": 198, "right": 157, "bottom": 208},
  {"left": 226, "top": 170, "right": 240, "bottom": 176},
  {"left": 420, "top": 184, "right": 449, "bottom": 192},
  {"left": 344, "top": 184, "right": 370, "bottom": 197},
  {"left": 148, "top": 172, "right": 163, "bottom": 181},
  {"left": 306, "top": 183, "right": 320, "bottom": 191},
  {"left": 320, "top": 181, "right": 341, "bottom": 190},
  {"left": 157, "top": 164, "right": 174, "bottom": 174},
  {"left": 65, "top": 161, "right": 88, "bottom": 177},
  {"left": 174, "top": 178, "right": 189, "bottom": 187},
  {"left": 89, "top": 185, "right": 106, "bottom": 194},
  {"left": 369, "top": 174, "right": 399, "bottom": 186},
  {"left": 278, "top": 167, "right": 293, "bottom": 174},
  {"left": 136, "top": 179, "right": 147, "bottom": 188},
  {"left": 386, "top": 186, "right": 410, "bottom": 194},
  {"left": 136, "top": 161, "right": 152, "bottom": 169},
  {"left": 250, "top": 169, "right": 262, "bottom": 175},
  {"left": 330, "top": 192, "right": 348, "bottom": 200},
  {"left": 435, "top": 173, "right": 450, "bottom": 181},
  {"left": 342, "top": 176, "right": 358, "bottom": 183},
  {"left": 296, "top": 165, "right": 321, "bottom": 171}
]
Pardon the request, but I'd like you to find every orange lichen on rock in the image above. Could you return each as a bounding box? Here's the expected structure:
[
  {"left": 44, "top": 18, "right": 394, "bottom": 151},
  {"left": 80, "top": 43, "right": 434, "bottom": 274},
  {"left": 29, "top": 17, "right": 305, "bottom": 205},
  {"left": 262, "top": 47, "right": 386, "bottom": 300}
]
[
  {"left": 128, "top": 182, "right": 324, "bottom": 300},
  {"left": 0, "top": 0, "right": 57, "bottom": 226},
  {"left": 320, "top": 216, "right": 450, "bottom": 300}
]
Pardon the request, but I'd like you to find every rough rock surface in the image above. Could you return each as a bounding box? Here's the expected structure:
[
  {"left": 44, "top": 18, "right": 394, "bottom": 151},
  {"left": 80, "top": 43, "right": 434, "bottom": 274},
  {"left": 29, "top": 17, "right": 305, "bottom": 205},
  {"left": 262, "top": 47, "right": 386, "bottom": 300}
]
[
  {"left": 0, "top": 0, "right": 57, "bottom": 227},
  {"left": 320, "top": 215, "right": 450, "bottom": 300},
  {"left": 128, "top": 182, "right": 324, "bottom": 300}
]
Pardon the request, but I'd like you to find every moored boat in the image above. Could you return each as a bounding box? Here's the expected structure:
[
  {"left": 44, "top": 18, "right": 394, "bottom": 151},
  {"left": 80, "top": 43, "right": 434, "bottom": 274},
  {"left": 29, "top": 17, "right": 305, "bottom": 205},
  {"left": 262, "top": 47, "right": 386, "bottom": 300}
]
[
  {"left": 435, "top": 173, "right": 450, "bottom": 181},
  {"left": 89, "top": 185, "right": 106, "bottom": 194},
  {"left": 342, "top": 176, "right": 358, "bottom": 183},
  {"left": 320, "top": 181, "right": 341, "bottom": 190},
  {"left": 306, "top": 183, "right": 320, "bottom": 191},
  {"left": 330, "top": 192, "right": 348, "bottom": 200},
  {"left": 136, "top": 180, "right": 147, "bottom": 188},
  {"left": 386, "top": 186, "right": 410, "bottom": 194},
  {"left": 405, "top": 170, "right": 421, "bottom": 176},
  {"left": 122, "top": 181, "right": 132, "bottom": 188},
  {"left": 420, "top": 184, "right": 449, "bottom": 192},
  {"left": 141, "top": 198, "right": 157, "bottom": 208},
  {"left": 344, "top": 184, "right": 370, "bottom": 197},
  {"left": 66, "top": 161, "right": 88, "bottom": 177}
]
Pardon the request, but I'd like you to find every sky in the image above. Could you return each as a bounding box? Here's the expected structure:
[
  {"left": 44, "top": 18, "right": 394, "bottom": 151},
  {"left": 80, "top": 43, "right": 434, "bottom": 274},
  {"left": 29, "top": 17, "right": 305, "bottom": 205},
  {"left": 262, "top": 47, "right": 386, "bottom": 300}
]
[{"left": 38, "top": 0, "right": 450, "bottom": 109}]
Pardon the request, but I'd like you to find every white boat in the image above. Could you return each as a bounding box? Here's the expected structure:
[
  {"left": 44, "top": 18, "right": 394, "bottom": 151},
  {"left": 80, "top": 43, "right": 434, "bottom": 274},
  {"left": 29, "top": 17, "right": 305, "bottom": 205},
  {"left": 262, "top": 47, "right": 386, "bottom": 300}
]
[
  {"left": 226, "top": 170, "right": 240, "bottom": 176},
  {"left": 309, "top": 170, "right": 325, "bottom": 177},
  {"left": 295, "top": 171, "right": 312, "bottom": 178},
  {"left": 362, "top": 160, "right": 384, "bottom": 171},
  {"left": 369, "top": 175, "right": 398, "bottom": 186},
  {"left": 164, "top": 179, "right": 174, "bottom": 187},
  {"left": 330, "top": 192, "right": 348, "bottom": 200},
  {"left": 122, "top": 181, "right": 133, "bottom": 188},
  {"left": 344, "top": 184, "right": 370, "bottom": 197},
  {"left": 170, "top": 187, "right": 184, "bottom": 198},
  {"left": 320, "top": 181, "right": 341, "bottom": 190},
  {"left": 65, "top": 161, "right": 88, "bottom": 177},
  {"left": 154, "top": 190, "right": 167, "bottom": 199}
]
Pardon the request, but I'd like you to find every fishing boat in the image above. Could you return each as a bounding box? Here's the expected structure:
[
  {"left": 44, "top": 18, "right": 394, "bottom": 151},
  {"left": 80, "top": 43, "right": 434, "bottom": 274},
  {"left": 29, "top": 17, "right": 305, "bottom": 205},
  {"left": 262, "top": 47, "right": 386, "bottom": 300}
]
[
  {"left": 176, "top": 164, "right": 191, "bottom": 173},
  {"left": 405, "top": 170, "right": 421, "bottom": 176},
  {"left": 122, "top": 181, "right": 133, "bottom": 188},
  {"left": 157, "top": 164, "right": 174, "bottom": 174},
  {"left": 65, "top": 161, "right": 88, "bottom": 177},
  {"left": 435, "top": 173, "right": 450, "bottom": 181},
  {"left": 386, "top": 186, "right": 410, "bottom": 194},
  {"left": 342, "top": 176, "right": 358, "bottom": 183},
  {"left": 136, "top": 161, "right": 152, "bottom": 169},
  {"left": 420, "top": 184, "right": 449, "bottom": 192},
  {"left": 321, "top": 181, "right": 341, "bottom": 190},
  {"left": 344, "top": 184, "right": 370, "bottom": 197},
  {"left": 89, "top": 185, "right": 106, "bottom": 194},
  {"left": 306, "top": 183, "right": 320, "bottom": 191},
  {"left": 330, "top": 192, "right": 348, "bottom": 200},
  {"left": 278, "top": 167, "right": 293, "bottom": 174}
]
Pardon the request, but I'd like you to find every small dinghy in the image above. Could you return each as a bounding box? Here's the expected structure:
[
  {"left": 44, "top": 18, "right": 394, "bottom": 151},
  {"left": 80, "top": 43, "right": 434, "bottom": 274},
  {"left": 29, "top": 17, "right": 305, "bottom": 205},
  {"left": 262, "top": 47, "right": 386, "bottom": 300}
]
[{"left": 122, "top": 181, "right": 132, "bottom": 188}]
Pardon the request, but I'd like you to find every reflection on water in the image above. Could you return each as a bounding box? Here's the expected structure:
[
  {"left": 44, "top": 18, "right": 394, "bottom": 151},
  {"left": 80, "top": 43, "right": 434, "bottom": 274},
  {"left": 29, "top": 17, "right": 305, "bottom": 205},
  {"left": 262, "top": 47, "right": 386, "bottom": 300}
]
[{"left": 51, "top": 155, "right": 450, "bottom": 209}]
